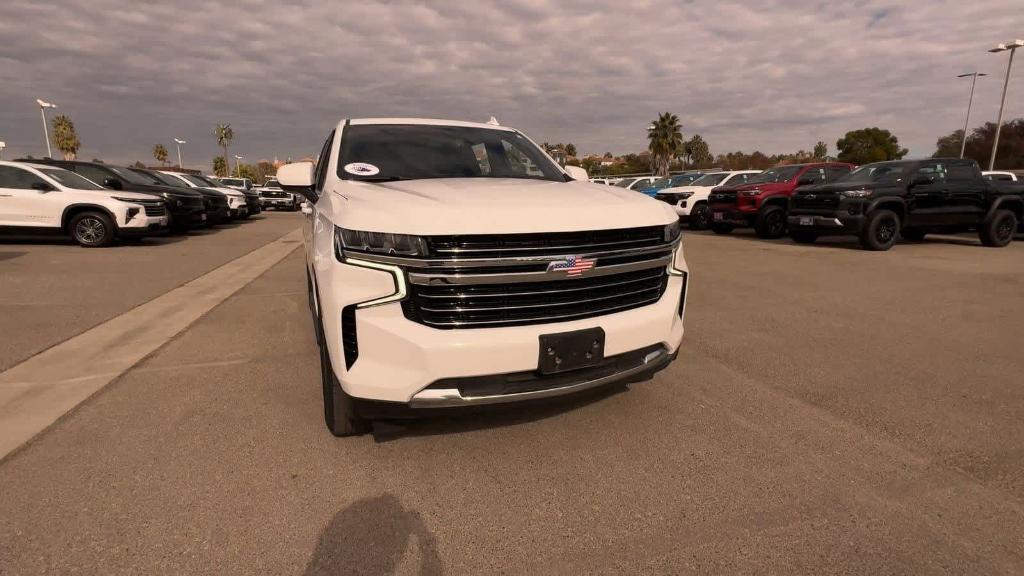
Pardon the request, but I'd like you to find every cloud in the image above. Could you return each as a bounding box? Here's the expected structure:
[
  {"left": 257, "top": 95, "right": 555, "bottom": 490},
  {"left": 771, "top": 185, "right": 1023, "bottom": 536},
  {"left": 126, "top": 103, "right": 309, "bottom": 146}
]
[{"left": 0, "top": 0, "right": 1021, "bottom": 168}]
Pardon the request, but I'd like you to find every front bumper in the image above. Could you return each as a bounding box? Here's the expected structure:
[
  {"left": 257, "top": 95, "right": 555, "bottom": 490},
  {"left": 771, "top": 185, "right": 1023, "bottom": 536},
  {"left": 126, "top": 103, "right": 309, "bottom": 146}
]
[
  {"left": 317, "top": 256, "right": 688, "bottom": 405},
  {"left": 710, "top": 207, "right": 755, "bottom": 226},
  {"left": 787, "top": 211, "right": 864, "bottom": 235},
  {"left": 119, "top": 215, "right": 168, "bottom": 236},
  {"left": 264, "top": 197, "right": 296, "bottom": 208}
]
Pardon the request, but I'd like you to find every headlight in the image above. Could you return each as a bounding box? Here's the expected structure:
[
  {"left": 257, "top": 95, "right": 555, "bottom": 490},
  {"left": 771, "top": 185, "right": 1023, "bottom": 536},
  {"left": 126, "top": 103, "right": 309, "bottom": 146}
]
[
  {"left": 839, "top": 189, "right": 872, "bottom": 198},
  {"left": 740, "top": 188, "right": 762, "bottom": 197},
  {"left": 112, "top": 196, "right": 143, "bottom": 204},
  {"left": 663, "top": 221, "right": 681, "bottom": 243},
  {"left": 335, "top": 227, "right": 429, "bottom": 257},
  {"left": 677, "top": 191, "right": 694, "bottom": 199}
]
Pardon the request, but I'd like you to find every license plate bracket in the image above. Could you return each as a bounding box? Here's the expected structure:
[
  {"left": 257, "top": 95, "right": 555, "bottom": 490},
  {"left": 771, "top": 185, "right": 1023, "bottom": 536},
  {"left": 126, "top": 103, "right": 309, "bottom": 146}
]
[
  {"left": 713, "top": 212, "right": 724, "bottom": 221},
  {"left": 799, "top": 216, "right": 814, "bottom": 226},
  {"left": 538, "top": 327, "right": 605, "bottom": 375}
]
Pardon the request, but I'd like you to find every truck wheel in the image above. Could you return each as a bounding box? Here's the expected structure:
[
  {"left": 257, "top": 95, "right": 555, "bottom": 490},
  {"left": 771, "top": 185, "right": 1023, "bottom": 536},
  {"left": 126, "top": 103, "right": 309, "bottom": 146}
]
[
  {"left": 710, "top": 223, "right": 733, "bottom": 235},
  {"left": 979, "top": 209, "right": 1017, "bottom": 247},
  {"left": 859, "top": 209, "right": 899, "bottom": 251},
  {"left": 69, "top": 211, "right": 115, "bottom": 247},
  {"left": 755, "top": 205, "right": 787, "bottom": 239},
  {"left": 689, "top": 203, "right": 711, "bottom": 230},
  {"left": 790, "top": 230, "right": 818, "bottom": 244},
  {"left": 901, "top": 229, "right": 926, "bottom": 241}
]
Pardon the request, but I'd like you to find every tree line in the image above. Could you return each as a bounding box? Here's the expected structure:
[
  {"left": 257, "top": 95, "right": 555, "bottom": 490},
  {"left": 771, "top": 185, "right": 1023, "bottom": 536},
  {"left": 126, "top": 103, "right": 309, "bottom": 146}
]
[{"left": 933, "top": 119, "right": 1024, "bottom": 169}]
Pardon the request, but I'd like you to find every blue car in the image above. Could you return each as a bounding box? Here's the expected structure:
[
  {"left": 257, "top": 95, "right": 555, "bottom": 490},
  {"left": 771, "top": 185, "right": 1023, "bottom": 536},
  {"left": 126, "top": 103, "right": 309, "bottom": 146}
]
[{"left": 636, "top": 172, "right": 705, "bottom": 197}]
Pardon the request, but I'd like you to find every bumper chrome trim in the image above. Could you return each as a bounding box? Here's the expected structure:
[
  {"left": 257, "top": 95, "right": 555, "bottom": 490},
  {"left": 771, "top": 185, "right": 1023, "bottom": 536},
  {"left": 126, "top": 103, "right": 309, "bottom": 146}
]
[{"left": 408, "top": 347, "right": 670, "bottom": 408}]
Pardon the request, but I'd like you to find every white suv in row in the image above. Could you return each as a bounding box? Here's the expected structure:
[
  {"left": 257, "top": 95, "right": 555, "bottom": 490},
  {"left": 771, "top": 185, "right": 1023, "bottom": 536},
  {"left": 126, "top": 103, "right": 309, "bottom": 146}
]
[
  {"left": 278, "top": 118, "right": 689, "bottom": 436},
  {"left": 0, "top": 161, "right": 167, "bottom": 246},
  {"left": 655, "top": 170, "right": 761, "bottom": 229}
]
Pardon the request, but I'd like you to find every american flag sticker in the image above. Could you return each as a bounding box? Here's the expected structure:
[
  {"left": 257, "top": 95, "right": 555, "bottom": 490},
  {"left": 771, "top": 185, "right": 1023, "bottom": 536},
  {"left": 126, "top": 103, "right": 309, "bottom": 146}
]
[{"left": 547, "top": 256, "right": 597, "bottom": 277}]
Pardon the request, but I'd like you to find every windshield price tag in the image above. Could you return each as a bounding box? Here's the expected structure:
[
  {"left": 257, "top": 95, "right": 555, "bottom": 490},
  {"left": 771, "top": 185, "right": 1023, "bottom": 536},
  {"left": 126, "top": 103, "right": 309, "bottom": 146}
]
[{"left": 344, "top": 162, "right": 380, "bottom": 176}]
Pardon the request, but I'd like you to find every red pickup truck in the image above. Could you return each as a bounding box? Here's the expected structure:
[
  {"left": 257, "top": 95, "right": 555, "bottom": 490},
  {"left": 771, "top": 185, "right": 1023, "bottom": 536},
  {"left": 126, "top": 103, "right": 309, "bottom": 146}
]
[{"left": 708, "top": 162, "right": 854, "bottom": 238}]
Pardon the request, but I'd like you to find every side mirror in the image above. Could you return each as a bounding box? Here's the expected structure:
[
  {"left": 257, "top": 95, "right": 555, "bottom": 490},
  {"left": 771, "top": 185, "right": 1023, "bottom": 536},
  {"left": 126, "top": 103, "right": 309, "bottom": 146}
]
[
  {"left": 278, "top": 162, "right": 317, "bottom": 201},
  {"left": 911, "top": 174, "right": 935, "bottom": 187},
  {"left": 31, "top": 181, "right": 55, "bottom": 192},
  {"left": 797, "top": 177, "right": 815, "bottom": 186},
  {"left": 564, "top": 165, "right": 589, "bottom": 181},
  {"left": 103, "top": 177, "right": 123, "bottom": 190}
]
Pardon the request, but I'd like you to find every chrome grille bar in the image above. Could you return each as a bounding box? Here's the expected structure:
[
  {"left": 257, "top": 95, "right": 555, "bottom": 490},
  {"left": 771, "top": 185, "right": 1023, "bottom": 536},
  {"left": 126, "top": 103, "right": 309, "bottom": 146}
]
[{"left": 407, "top": 255, "right": 671, "bottom": 286}]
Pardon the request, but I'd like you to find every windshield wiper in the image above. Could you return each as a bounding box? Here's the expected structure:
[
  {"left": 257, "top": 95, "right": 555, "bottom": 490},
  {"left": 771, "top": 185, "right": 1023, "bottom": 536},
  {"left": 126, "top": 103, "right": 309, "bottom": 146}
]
[{"left": 354, "top": 176, "right": 411, "bottom": 182}]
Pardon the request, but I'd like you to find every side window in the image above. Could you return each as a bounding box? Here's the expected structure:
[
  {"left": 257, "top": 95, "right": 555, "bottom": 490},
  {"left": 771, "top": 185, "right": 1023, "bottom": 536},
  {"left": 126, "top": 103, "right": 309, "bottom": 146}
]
[
  {"left": 915, "top": 162, "right": 947, "bottom": 182},
  {"left": 0, "top": 166, "right": 47, "bottom": 189},
  {"left": 728, "top": 173, "right": 750, "bottom": 185},
  {"left": 315, "top": 130, "right": 335, "bottom": 191},
  {"left": 826, "top": 166, "right": 850, "bottom": 182},
  {"left": 75, "top": 165, "right": 114, "bottom": 186},
  {"left": 947, "top": 161, "right": 978, "bottom": 183},
  {"left": 802, "top": 167, "right": 825, "bottom": 184}
]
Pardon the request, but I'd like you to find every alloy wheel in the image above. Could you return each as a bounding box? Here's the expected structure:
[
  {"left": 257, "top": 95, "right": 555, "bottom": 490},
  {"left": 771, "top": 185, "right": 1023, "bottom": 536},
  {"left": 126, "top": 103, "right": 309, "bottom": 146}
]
[{"left": 76, "top": 217, "right": 106, "bottom": 245}]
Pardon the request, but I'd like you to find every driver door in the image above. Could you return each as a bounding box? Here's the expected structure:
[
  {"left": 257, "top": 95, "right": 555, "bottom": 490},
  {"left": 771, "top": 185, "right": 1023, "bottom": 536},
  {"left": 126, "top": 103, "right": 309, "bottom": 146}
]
[{"left": 0, "top": 166, "right": 62, "bottom": 228}]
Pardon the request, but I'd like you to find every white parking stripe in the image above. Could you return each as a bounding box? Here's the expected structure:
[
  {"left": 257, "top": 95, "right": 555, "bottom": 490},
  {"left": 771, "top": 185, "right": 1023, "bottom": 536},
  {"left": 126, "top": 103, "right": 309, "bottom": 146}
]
[{"left": 0, "top": 228, "right": 303, "bottom": 460}]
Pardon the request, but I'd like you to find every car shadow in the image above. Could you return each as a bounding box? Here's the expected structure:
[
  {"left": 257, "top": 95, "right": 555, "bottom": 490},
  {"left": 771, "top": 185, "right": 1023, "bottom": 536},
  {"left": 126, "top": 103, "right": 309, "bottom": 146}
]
[
  {"left": 304, "top": 494, "right": 443, "bottom": 576},
  {"left": 0, "top": 234, "right": 188, "bottom": 247},
  {"left": 369, "top": 383, "right": 629, "bottom": 443},
  {"left": 684, "top": 228, "right": 995, "bottom": 251}
]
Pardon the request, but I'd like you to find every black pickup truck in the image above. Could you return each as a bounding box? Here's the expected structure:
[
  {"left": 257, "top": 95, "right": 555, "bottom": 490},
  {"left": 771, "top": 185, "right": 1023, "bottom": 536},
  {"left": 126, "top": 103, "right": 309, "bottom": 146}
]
[{"left": 788, "top": 158, "right": 1023, "bottom": 250}]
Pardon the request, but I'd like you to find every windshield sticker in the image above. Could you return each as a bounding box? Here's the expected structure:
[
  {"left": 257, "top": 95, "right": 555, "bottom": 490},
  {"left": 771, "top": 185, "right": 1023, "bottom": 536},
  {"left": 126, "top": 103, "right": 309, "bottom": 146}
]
[{"left": 344, "top": 162, "right": 380, "bottom": 176}]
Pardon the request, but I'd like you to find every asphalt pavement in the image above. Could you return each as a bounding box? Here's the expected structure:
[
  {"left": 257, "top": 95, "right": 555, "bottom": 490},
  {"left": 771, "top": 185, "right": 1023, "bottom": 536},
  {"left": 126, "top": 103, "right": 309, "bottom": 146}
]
[{"left": 1, "top": 221, "right": 1022, "bottom": 574}]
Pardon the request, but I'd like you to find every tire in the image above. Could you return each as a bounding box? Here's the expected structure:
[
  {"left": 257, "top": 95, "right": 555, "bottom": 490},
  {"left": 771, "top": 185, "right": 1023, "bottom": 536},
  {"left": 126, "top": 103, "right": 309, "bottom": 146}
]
[
  {"left": 69, "top": 211, "right": 115, "bottom": 247},
  {"left": 901, "top": 228, "right": 926, "bottom": 241},
  {"left": 790, "top": 229, "right": 818, "bottom": 244},
  {"left": 859, "top": 209, "right": 900, "bottom": 251},
  {"left": 689, "top": 203, "right": 711, "bottom": 230},
  {"left": 755, "top": 205, "right": 787, "bottom": 239},
  {"left": 317, "top": 318, "right": 369, "bottom": 437},
  {"left": 711, "top": 222, "right": 733, "bottom": 235},
  {"left": 979, "top": 209, "right": 1017, "bottom": 247}
]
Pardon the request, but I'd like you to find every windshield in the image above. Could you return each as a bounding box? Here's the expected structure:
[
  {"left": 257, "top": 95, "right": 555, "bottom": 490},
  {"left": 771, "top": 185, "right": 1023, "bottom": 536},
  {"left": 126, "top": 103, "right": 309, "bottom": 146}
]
[
  {"left": 337, "top": 124, "right": 566, "bottom": 182},
  {"left": 177, "top": 173, "right": 211, "bottom": 187},
  {"left": 690, "top": 173, "right": 730, "bottom": 187},
  {"left": 747, "top": 166, "right": 801, "bottom": 184},
  {"left": 652, "top": 177, "right": 672, "bottom": 188},
  {"left": 614, "top": 178, "right": 638, "bottom": 188},
  {"left": 109, "top": 166, "right": 159, "bottom": 186},
  {"left": 672, "top": 174, "right": 700, "bottom": 186},
  {"left": 264, "top": 180, "right": 280, "bottom": 187},
  {"left": 836, "top": 162, "right": 906, "bottom": 184},
  {"left": 39, "top": 168, "right": 105, "bottom": 190},
  {"left": 220, "top": 178, "right": 244, "bottom": 186}
]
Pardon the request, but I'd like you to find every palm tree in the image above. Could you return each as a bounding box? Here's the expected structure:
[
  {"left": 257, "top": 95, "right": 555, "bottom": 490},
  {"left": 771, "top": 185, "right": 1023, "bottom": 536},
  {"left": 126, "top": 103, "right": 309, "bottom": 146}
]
[
  {"left": 52, "top": 115, "right": 81, "bottom": 160},
  {"left": 647, "top": 113, "right": 683, "bottom": 176},
  {"left": 214, "top": 123, "right": 234, "bottom": 174},
  {"left": 152, "top": 144, "right": 169, "bottom": 166}
]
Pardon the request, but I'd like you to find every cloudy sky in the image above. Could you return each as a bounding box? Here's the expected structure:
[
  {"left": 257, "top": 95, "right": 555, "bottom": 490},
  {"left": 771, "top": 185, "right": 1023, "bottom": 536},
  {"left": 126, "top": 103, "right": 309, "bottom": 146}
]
[{"left": 1, "top": 0, "right": 1021, "bottom": 171}]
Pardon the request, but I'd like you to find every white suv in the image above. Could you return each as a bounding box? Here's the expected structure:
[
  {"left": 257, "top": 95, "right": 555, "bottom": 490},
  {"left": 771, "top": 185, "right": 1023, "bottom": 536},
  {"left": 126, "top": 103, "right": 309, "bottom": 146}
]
[
  {"left": 277, "top": 118, "right": 689, "bottom": 436},
  {"left": 655, "top": 170, "right": 761, "bottom": 229},
  {"left": 0, "top": 161, "right": 167, "bottom": 246}
]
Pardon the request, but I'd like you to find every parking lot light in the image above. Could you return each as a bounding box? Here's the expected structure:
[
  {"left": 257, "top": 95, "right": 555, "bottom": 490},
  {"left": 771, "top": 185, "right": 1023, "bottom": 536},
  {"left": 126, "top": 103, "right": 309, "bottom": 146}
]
[
  {"left": 173, "top": 138, "right": 186, "bottom": 169},
  {"left": 36, "top": 99, "right": 58, "bottom": 158},
  {"left": 0, "top": 141, "right": 6, "bottom": 160},
  {"left": 956, "top": 73, "right": 986, "bottom": 158},
  {"left": 234, "top": 154, "right": 244, "bottom": 177},
  {"left": 987, "top": 39, "right": 1023, "bottom": 170}
]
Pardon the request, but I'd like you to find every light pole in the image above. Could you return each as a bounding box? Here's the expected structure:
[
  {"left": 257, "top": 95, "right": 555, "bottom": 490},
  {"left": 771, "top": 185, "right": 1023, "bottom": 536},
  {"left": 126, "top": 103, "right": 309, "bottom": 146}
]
[
  {"left": 234, "top": 155, "right": 244, "bottom": 177},
  {"left": 956, "top": 72, "right": 985, "bottom": 158},
  {"left": 0, "top": 141, "right": 5, "bottom": 160},
  {"left": 987, "top": 39, "right": 1024, "bottom": 170},
  {"left": 173, "top": 138, "right": 186, "bottom": 169},
  {"left": 36, "top": 99, "right": 58, "bottom": 158}
]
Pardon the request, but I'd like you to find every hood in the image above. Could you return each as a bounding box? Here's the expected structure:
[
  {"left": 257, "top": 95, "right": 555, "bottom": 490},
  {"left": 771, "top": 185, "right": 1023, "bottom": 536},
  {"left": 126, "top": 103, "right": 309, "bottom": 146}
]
[
  {"left": 659, "top": 184, "right": 714, "bottom": 194},
  {"left": 331, "top": 177, "right": 677, "bottom": 235},
  {"left": 713, "top": 180, "right": 790, "bottom": 193},
  {"left": 122, "top": 183, "right": 203, "bottom": 198}
]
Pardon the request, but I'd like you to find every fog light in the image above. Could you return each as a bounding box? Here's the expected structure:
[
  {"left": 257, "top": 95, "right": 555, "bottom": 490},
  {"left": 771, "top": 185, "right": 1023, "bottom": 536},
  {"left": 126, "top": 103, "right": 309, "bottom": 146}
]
[{"left": 126, "top": 208, "right": 139, "bottom": 223}]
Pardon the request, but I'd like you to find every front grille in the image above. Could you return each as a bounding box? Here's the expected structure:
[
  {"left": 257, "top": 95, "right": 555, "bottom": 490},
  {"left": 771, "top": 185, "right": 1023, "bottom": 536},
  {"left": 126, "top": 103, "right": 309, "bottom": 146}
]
[
  {"left": 142, "top": 203, "right": 166, "bottom": 217},
  {"left": 792, "top": 193, "right": 839, "bottom": 210},
  {"left": 262, "top": 191, "right": 289, "bottom": 199},
  {"left": 425, "top": 226, "right": 665, "bottom": 258},
  {"left": 656, "top": 193, "right": 683, "bottom": 205},
  {"left": 402, "top": 267, "right": 669, "bottom": 329},
  {"left": 709, "top": 191, "right": 737, "bottom": 204}
]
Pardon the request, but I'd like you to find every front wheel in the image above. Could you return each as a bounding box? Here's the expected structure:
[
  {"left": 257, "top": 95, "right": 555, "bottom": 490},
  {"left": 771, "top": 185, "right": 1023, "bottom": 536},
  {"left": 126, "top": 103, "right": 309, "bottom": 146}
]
[
  {"left": 755, "top": 205, "right": 787, "bottom": 239},
  {"left": 69, "top": 211, "right": 115, "bottom": 247},
  {"left": 689, "top": 203, "right": 711, "bottom": 230},
  {"left": 790, "top": 230, "right": 818, "bottom": 244},
  {"left": 859, "top": 209, "right": 900, "bottom": 251},
  {"left": 711, "top": 222, "right": 733, "bottom": 235},
  {"left": 979, "top": 209, "right": 1017, "bottom": 247}
]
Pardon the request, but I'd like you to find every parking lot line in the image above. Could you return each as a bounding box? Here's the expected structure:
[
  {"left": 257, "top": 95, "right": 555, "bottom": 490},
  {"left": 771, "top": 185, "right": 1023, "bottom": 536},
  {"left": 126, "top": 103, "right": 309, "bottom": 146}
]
[{"left": 0, "top": 228, "right": 304, "bottom": 460}]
